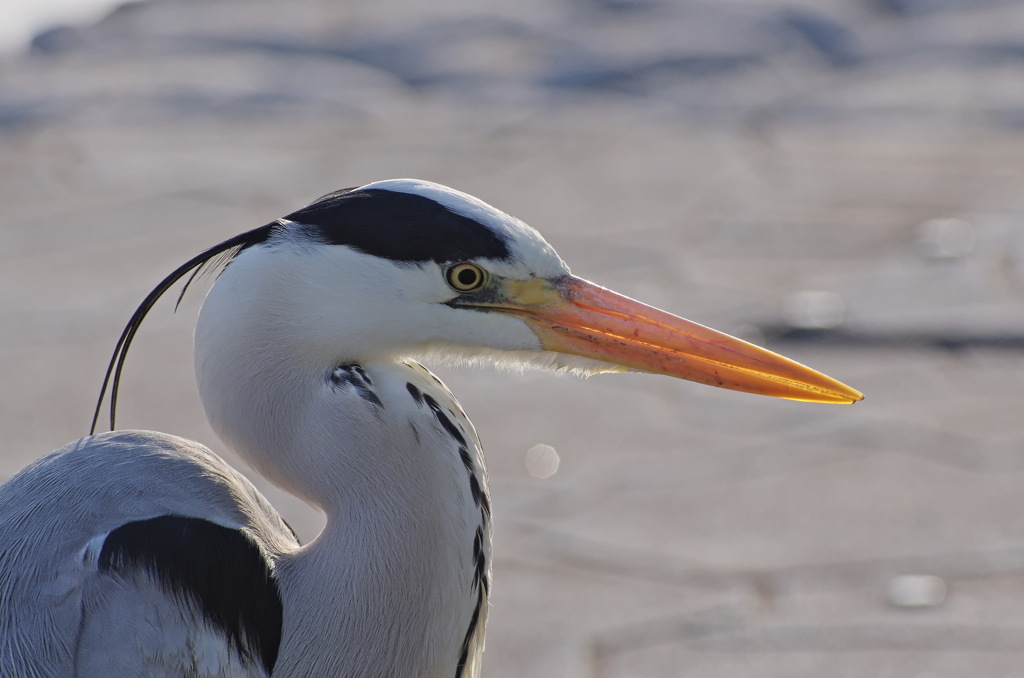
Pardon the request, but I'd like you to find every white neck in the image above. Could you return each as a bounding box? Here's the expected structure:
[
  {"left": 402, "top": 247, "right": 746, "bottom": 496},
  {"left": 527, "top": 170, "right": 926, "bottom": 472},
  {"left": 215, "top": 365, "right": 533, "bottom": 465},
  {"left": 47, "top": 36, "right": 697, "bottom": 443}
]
[{"left": 194, "top": 255, "right": 490, "bottom": 676}]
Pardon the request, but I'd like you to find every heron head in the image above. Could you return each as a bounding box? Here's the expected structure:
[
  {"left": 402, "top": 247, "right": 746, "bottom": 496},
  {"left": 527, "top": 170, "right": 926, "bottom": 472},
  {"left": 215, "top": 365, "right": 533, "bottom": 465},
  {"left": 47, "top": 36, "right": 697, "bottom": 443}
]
[{"left": 204, "top": 178, "right": 861, "bottom": 404}]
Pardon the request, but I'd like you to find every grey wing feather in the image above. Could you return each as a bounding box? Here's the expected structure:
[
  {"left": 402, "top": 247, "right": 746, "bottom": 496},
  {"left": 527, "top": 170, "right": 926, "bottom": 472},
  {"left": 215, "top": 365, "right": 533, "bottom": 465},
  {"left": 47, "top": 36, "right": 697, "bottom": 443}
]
[{"left": 0, "top": 430, "right": 298, "bottom": 677}]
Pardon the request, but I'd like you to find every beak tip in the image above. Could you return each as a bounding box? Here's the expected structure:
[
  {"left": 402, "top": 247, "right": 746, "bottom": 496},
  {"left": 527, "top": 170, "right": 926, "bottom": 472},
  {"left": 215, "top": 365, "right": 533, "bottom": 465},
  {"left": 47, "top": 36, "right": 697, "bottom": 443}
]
[
  {"left": 809, "top": 379, "right": 864, "bottom": 405},
  {"left": 824, "top": 386, "right": 864, "bottom": 405},
  {"left": 834, "top": 380, "right": 865, "bottom": 404}
]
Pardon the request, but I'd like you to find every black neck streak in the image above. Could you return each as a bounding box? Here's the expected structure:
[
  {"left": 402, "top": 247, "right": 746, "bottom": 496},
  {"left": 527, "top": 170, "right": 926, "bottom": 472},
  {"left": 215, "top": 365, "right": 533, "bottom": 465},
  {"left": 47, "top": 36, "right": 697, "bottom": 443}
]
[{"left": 404, "top": 380, "right": 491, "bottom": 678}]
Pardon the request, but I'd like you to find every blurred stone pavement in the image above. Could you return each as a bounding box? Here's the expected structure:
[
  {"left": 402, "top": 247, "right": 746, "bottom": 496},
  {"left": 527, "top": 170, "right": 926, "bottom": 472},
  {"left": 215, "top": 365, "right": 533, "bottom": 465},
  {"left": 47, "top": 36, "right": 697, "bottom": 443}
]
[{"left": 3, "top": 0, "right": 1024, "bottom": 675}]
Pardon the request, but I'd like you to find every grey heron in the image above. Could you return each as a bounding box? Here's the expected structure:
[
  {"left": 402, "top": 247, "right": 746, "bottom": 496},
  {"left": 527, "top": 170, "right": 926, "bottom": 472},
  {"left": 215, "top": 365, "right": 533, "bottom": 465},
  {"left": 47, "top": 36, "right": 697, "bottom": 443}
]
[{"left": 0, "top": 179, "right": 862, "bottom": 676}]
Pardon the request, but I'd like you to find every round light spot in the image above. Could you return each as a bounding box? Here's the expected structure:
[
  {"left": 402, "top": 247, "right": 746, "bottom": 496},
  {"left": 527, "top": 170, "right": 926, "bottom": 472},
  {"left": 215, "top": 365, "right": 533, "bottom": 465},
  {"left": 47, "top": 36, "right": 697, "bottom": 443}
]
[
  {"left": 885, "top": 574, "right": 947, "bottom": 609},
  {"left": 525, "top": 444, "right": 560, "bottom": 479},
  {"left": 782, "top": 290, "right": 845, "bottom": 330},
  {"left": 916, "top": 217, "right": 975, "bottom": 260}
]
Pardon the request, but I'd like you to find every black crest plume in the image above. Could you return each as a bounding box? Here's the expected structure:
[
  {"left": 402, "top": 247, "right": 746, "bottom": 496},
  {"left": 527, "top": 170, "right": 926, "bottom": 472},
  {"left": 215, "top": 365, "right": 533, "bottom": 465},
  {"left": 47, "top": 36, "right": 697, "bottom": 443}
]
[{"left": 90, "top": 225, "right": 275, "bottom": 434}]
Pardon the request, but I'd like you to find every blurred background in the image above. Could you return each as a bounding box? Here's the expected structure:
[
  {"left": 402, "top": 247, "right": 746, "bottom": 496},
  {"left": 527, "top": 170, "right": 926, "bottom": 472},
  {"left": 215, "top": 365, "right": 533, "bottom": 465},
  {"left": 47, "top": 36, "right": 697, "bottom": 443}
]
[{"left": 3, "top": 0, "right": 1024, "bottom": 675}]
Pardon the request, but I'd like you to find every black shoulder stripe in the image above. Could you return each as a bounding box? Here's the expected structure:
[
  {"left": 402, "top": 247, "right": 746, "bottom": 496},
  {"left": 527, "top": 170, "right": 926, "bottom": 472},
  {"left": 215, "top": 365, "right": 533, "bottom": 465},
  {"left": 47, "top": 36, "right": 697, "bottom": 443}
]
[
  {"left": 285, "top": 188, "right": 512, "bottom": 263},
  {"left": 99, "top": 515, "right": 283, "bottom": 675}
]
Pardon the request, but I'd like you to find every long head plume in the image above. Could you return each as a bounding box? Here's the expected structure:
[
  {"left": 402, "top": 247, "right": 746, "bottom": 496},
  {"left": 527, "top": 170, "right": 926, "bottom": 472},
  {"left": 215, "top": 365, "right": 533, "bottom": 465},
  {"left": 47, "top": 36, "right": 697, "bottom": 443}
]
[{"left": 90, "top": 225, "right": 276, "bottom": 434}]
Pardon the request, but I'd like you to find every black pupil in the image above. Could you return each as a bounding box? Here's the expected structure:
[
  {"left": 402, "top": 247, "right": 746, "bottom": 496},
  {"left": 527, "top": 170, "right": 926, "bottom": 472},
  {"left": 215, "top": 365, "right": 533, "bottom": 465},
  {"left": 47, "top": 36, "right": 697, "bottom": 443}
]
[{"left": 457, "top": 268, "right": 478, "bottom": 287}]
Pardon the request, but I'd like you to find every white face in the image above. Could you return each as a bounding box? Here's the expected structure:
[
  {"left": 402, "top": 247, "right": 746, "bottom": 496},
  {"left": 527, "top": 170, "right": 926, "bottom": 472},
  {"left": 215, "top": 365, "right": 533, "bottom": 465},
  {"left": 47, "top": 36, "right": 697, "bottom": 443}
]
[{"left": 282, "top": 250, "right": 580, "bottom": 368}]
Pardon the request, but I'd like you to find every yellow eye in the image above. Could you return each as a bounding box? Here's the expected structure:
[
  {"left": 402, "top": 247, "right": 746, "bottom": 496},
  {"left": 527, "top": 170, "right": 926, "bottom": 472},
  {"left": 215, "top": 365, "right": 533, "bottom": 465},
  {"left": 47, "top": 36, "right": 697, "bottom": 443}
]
[{"left": 446, "top": 263, "right": 487, "bottom": 292}]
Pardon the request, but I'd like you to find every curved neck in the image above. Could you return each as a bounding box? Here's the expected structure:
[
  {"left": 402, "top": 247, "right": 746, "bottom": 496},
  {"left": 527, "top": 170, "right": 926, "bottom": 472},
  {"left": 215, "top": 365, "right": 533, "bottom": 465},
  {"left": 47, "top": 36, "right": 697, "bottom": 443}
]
[{"left": 195, "top": 279, "right": 490, "bottom": 675}]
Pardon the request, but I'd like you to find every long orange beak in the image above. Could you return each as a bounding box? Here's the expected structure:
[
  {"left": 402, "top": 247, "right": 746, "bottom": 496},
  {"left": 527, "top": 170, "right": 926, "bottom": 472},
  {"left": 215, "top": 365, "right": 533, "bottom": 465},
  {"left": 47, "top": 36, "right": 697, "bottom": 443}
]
[{"left": 477, "top": 275, "right": 863, "bottom": 404}]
